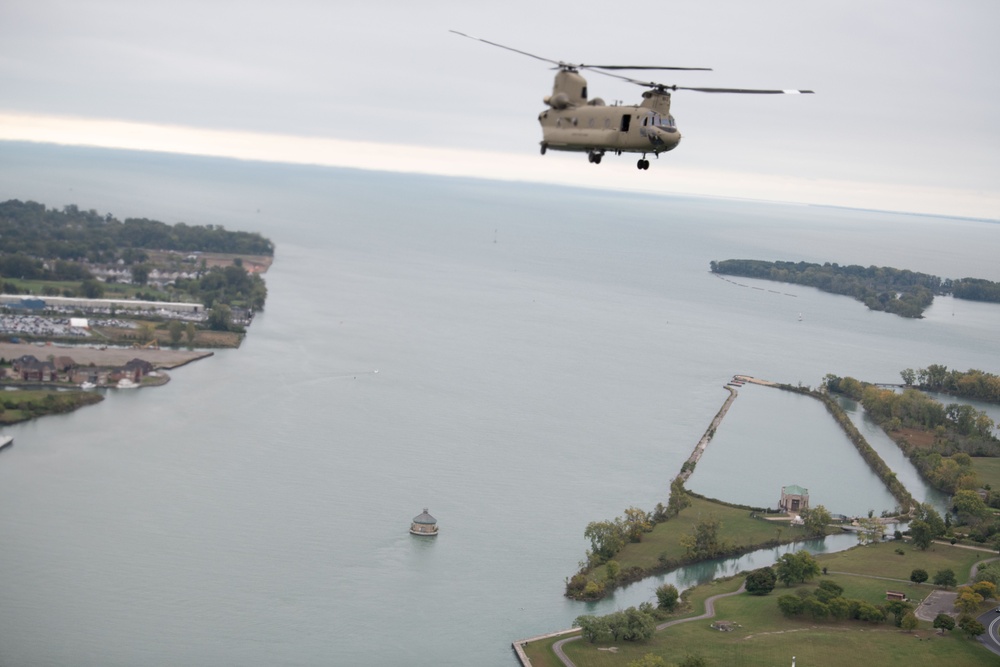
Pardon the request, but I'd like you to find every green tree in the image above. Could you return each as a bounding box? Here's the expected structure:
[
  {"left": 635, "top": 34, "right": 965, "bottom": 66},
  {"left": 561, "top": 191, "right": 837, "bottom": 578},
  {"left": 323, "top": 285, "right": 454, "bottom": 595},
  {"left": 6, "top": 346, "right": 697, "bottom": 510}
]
[
  {"left": 801, "top": 505, "right": 832, "bottom": 537},
  {"left": 666, "top": 477, "right": 691, "bottom": 518},
  {"left": 910, "top": 568, "right": 929, "bottom": 584},
  {"left": 584, "top": 520, "right": 624, "bottom": 564},
  {"left": 621, "top": 507, "right": 652, "bottom": 543},
  {"left": 855, "top": 516, "right": 885, "bottom": 545},
  {"left": 79, "top": 278, "right": 104, "bottom": 298},
  {"left": 933, "top": 569, "right": 957, "bottom": 588},
  {"left": 932, "top": 613, "right": 956, "bottom": 631},
  {"left": 959, "top": 615, "right": 986, "bottom": 638},
  {"left": 745, "top": 567, "right": 777, "bottom": 596},
  {"left": 814, "top": 579, "right": 844, "bottom": 603},
  {"left": 137, "top": 322, "right": 156, "bottom": 344},
  {"left": 207, "top": 304, "right": 233, "bottom": 332},
  {"left": 953, "top": 489, "right": 990, "bottom": 525},
  {"left": 131, "top": 263, "right": 151, "bottom": 285},
  {"left": 605, "top": 560, "right": 621, "bottom": 583},
  {"left": 803, "top": 596, "right": 830, "bottom": 620},
  {"left": 575, "top": 615, "right": 610, "bottom": 643},
  {"left": 775, "top": 550, "right": 820, "bottom": 587},
  {"left": 777, "top": 594, "right": 803, "bottom": 617},
  {"left": 621, "top": 606, "right": 656, "bottom": 641},
  {"left": 627, "top": 655, "right": 667, "bottom": 667},
  {"left": 908, "top": 520, "right": 933, "bottom": 550},
  {"left": 168, "top": 320, "right": 184, "bottom": 345},
  {"left": 185, "top": 321, "right": 197, "bottom": 345},
  {"left": 680, "top": 514, "right": 724, "bottom": 558},
  {"left": 900, "top": 611, "right": 918, "bottom": 631},
  {"left": 885, "top": 599, "right": 913, "bottom": 626},
  {"left": 655, "top": 583, "right": 679, "bottom": 611}
]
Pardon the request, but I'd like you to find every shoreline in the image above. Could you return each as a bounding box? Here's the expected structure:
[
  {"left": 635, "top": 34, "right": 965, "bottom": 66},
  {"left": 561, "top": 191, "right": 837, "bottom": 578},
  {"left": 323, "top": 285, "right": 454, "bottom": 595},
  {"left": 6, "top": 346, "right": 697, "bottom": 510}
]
[
  {"left": 523, "top": 373, "right": 922, "bottom": 666},
  {"left": 0, "top": 341, "right": 214, "bottom": 370}
]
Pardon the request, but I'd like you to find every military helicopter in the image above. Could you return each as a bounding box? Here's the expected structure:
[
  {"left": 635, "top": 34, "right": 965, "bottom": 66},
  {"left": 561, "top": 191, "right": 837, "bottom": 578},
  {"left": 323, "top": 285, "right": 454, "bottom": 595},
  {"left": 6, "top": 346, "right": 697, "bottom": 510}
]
[{"left": 451, "top": 30, "right": 813, "bottom": 170}]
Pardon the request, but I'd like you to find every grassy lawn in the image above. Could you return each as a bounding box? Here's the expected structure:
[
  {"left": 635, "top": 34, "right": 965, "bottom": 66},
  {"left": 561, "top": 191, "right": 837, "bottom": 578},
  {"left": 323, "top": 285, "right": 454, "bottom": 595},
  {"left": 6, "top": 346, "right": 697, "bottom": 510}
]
[
  {"left": 553, "top": 541, "right": 997, "bottom": 667},
  {"left": 972, "top": 456, "right": 1000, "bottom": 491},
  {"left": 818, "top": 539, "right": 987, "bottom": 583},
  {"left": 588, "top": 496, "right": 811, "bottom": 582},
  {"left": 3, "top": 277, "right": 173, "bottom": 301},
  {"left": 0, "top": 389, "right": 103, "bottom": 425}
]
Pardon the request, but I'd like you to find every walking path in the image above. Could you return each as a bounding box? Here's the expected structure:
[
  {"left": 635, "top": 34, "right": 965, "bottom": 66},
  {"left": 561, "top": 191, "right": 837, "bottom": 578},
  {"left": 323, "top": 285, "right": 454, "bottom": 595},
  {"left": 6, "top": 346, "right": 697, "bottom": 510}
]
[{"left": 544, "top": 584, "right": 747, "bottom": 667}]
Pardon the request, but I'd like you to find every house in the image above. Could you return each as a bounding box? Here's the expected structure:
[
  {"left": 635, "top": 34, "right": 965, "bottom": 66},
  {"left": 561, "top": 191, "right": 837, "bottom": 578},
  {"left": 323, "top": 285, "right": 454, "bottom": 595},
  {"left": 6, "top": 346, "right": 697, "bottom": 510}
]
[
  {"left": 52, "top": 356, "right": 76, "bottom": 373},
  {"left": 779, "top": 485, "right": 810, "bottom": 514},
  {"left": 121, "top": 358, "right": 154, "bottom": 382},
  {"left": 886, "top": 591, "right": 906, "bottom": 601},
  {"left": 12, "top": 355, "right": 56, "bottom": 382}
]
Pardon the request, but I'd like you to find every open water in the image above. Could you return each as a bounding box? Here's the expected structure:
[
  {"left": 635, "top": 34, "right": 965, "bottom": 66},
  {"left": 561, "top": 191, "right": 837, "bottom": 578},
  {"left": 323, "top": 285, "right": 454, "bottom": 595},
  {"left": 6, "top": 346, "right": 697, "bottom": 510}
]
[{"left": 0, "top": 142, "right": 999, "bottom": 666}]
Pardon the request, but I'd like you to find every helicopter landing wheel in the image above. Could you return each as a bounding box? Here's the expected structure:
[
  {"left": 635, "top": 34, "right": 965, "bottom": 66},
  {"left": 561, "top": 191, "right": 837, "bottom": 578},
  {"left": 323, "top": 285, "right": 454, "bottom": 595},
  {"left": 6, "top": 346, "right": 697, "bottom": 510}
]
[
  {"left": 588, "top": 151, "right": 603, "bottom": 164},
  {"left": 637, "top": 159, "right": 650, "bottom": 170},
  {"left": 540, "top": 143, "right": 548, "bottom": 155}
]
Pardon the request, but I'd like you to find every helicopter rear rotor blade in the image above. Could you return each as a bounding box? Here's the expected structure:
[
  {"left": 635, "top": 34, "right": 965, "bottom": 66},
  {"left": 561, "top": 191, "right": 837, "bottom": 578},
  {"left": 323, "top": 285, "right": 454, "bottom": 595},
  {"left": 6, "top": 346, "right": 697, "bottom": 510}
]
[
  {"left": 675, "top": 86, "right": 815, "bottom": 94},
  {"left": 450, "top": 30, "right": 712, "bottom": 73}
]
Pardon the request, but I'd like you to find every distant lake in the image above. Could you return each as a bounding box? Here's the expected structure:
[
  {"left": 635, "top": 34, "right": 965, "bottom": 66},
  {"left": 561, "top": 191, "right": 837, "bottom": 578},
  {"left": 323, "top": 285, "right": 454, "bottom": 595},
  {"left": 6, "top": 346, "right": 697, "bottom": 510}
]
[{"left": 0, "top": 142, "right": 998, "bottom": 666}]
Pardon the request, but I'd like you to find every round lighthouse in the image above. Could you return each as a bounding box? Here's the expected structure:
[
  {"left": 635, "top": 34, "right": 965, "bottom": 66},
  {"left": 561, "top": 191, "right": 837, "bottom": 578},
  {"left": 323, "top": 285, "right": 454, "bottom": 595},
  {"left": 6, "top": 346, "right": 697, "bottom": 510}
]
[{"left": 409, "top": 508, "right": 439, "bottom": 536}]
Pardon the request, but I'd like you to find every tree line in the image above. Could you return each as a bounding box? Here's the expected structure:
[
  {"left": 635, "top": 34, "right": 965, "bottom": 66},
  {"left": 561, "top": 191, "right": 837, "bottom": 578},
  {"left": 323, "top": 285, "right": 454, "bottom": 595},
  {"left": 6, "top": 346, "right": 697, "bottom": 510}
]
[
  {"left": 902, "top": 364, "right": 1000, "bottom": 404},
  {"left": 710, "top": 258, "right": 1000, "bottom": 318},
  {"left": 0, "top": 200, "right": 274, "bottom": 262}
]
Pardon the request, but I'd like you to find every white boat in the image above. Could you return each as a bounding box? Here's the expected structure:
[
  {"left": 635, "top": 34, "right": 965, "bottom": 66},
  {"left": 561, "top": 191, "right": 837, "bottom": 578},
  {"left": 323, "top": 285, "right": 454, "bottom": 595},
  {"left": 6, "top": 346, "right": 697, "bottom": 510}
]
[
  {"left": 80, "top": 381, "right": 96, "bottom": 390},
  {"left": 116, "top": 378, "right": 138, "bottom": 389},
  {"left": 0, "top": 435, "right": 13, "bottom": 452}
]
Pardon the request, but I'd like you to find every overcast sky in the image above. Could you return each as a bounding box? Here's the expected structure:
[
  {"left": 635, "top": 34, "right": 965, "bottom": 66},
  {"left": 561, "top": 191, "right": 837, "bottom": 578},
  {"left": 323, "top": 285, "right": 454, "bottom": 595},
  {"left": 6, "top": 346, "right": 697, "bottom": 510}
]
[{"left": 1, "top": 0, "right": 998, "bottom": 219}]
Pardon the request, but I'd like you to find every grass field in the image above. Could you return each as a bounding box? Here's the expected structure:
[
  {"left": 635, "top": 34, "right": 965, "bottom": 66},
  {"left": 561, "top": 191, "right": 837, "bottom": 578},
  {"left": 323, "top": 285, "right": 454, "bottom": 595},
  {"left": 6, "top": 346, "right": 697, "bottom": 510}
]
[
  {"left": 544, "top": 541, "right": 998, "bottom": 667},
  {"left": 0, "top": 389, "right": 102, "bottom": 425},
  {"left": 587, "top": 496, "right": 812, "bottom": 583},
  {"left": 972, "top": 456, "right": 1000, "bottom": 491}
]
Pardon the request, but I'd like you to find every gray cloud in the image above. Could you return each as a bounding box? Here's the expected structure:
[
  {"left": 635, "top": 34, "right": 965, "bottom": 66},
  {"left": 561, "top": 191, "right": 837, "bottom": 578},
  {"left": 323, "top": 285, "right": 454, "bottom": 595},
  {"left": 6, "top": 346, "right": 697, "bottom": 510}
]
[{"left": 2, "top": 0, "right": 998, "bottom": 212}]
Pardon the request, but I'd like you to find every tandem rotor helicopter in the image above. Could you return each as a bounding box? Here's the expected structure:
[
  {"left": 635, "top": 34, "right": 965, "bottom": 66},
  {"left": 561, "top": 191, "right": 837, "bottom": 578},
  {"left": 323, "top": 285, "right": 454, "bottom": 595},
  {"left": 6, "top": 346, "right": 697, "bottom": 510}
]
[{"left": 451, "top": 30, "right": 813, "bottom": 170}]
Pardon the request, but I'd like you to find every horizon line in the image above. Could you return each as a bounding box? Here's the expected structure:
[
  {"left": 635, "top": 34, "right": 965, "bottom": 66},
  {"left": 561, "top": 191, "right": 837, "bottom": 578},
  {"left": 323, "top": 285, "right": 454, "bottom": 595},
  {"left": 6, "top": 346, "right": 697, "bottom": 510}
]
[{"left": 1, "top": 112, "right": 997, "bottom": 222}]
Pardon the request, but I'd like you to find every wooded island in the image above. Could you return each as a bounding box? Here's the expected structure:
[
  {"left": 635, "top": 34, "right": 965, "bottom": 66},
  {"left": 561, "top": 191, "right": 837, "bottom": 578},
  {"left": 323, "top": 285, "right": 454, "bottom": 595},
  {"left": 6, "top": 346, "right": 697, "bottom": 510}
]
[{"left": 711, "top": 258, "right": 1000, "bottom": 318}]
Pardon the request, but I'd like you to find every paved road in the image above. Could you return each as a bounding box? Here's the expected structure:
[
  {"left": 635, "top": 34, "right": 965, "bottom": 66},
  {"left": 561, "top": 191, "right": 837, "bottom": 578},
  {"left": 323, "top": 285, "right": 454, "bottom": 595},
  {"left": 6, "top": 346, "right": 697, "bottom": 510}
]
[
  {"left": 551, "top": 583, "right": 746, "bottom": 667},
  {"left": 977, "top": 608, "right": 1000, "bottom": 657}
]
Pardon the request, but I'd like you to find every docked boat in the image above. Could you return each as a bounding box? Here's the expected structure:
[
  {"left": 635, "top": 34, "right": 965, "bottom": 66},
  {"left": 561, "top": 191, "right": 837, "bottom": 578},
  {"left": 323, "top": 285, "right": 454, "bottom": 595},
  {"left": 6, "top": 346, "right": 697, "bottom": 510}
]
[{"left": 0, "top": 435, "right": 13, "bottom": 452}]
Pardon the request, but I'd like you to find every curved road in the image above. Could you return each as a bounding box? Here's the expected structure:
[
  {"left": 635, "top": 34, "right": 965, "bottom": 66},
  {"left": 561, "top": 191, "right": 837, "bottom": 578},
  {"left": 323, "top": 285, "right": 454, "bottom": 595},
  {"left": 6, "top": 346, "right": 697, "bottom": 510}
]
[{"left": 551, "top": 583, "right": 747, "bottom": 667}]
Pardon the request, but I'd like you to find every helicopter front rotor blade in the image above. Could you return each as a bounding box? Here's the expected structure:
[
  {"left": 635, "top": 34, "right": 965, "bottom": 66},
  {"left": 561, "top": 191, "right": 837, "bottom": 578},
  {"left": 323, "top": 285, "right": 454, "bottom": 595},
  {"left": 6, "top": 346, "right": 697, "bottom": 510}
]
[{"left": 449, "top": 30, "right": 562, "bottom": 67}]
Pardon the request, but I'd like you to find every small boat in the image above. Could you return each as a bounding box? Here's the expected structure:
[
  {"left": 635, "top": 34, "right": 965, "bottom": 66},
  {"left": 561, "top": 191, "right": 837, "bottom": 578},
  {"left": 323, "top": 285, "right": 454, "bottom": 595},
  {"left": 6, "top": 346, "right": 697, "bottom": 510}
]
[
  {"left": 0, "top": 435, "right": 13, "bottom": 452},
  {"left": 80, "top": 381, "right": 96, "bottom": 390},
  {"left": 116, "top": 378, "right": 138, "bottom": 389}
]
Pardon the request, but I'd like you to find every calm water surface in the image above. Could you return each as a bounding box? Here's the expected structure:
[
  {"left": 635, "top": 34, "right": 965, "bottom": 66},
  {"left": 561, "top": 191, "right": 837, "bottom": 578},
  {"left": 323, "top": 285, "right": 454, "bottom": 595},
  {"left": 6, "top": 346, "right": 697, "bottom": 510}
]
[{"left": 0, "top": 144, "right": 999, "bottom": 666}]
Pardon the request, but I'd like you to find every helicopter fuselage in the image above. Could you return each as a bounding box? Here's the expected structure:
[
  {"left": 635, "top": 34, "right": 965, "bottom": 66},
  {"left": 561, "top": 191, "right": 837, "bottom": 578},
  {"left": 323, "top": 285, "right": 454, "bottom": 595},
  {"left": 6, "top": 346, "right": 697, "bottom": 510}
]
[
  {"left": 536, "top": 70, "right": 680, "bottom": 167},
  {"left": 538, "top": 102, "right": 681, "bottom": 157}
]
